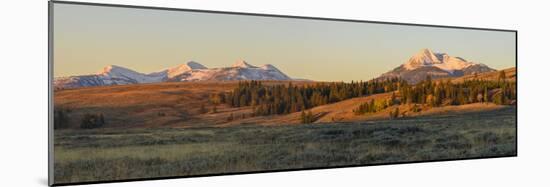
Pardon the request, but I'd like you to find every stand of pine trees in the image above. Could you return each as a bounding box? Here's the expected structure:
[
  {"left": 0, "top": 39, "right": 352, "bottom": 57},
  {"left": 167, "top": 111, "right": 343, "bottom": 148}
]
[
  {"left": 353, "top": 73, "right": 516, "bottom": 117},
  {"left": 221, "top": 79, "right": 406, "bottom": 116},
  {"left": 80, "top": 113, "right": 105, "bottom": 129},
  {"left": 219, "top": 72, "right": 515, "bottom": 118},
  {"left": 398, "top": 75, "right": 516, "bottom": 106},
  {"left": 353, "top": 98, "right": 393, "bottom": 115}
]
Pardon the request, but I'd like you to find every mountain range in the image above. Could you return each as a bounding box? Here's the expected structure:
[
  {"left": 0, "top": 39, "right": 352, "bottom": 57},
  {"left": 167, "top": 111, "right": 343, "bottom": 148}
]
[
  {"left": 54, "top": 60, "right": 291, "bottom": 89},
  {"left": 377, "top": 48, "right": 495, "bottom": 83},
  {"left": 54, "top": 49, "right": 498, "bottom": 89}
]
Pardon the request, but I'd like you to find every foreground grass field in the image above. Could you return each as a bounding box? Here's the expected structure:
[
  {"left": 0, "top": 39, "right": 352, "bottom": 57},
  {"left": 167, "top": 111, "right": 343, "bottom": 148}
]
[{"left": 54, "top": 106, "right": 516, "bottom": 184}]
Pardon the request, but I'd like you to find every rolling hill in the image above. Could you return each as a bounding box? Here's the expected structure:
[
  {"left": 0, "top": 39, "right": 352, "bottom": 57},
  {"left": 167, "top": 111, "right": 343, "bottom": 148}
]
[{"left": 54, "top": 81, "right": 314, "bottom": 128}]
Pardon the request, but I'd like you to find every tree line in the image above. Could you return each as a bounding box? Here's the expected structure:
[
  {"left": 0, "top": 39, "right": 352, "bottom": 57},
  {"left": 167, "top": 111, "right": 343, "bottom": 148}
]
[
  {"left": 353, "top": 71, "right": 516, "bottom": 117},
  {"left": 54, "top": 109, "right": 106, "bottom": 129},
  {"left": 398, "top": 73, "right": 516, "bottom": 106},
  {"left": 215, "top": 70, "right": 515, "bottom": 119},
  {"left": 218, "top": 79, "right": 406, "bottom": 116}
]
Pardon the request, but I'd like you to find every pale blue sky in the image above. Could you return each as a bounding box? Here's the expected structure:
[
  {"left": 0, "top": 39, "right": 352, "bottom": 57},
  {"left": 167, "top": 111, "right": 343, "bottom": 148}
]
[{"left": 53, "top": 3, "right": 516, "bottom": 82}]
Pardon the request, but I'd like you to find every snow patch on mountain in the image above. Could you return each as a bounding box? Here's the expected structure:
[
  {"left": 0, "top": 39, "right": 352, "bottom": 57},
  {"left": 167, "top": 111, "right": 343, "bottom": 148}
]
[
  {"left": 99, "top": 65, "right": 165, "bottom": 84},
  {"left": 260, "top": 64, "right": 277, "bottom": 70},
  {"left": 166, "top": 61, "right": 207, "bottom": 78},
  {"left": 149, "top": 61, "right": 208, "bottom": 79},
  {"left": 232, "top": 60, "right": 257, "bottom": 68}
]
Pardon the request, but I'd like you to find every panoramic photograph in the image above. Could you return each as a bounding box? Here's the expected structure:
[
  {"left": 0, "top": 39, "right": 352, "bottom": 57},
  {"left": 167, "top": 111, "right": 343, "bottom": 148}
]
[{"left": 52, "top": 3, "right": 517, "bottom": 184}]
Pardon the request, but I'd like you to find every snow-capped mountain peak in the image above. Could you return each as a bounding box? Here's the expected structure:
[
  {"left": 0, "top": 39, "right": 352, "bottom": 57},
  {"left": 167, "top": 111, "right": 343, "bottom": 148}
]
[
  {"left": 163, "top": 61, "right": 207, "bottom": 78},
  {"left": 232, "top": 60, "right": 257, "bottom": 68},
  {"left": 377, "top": 48, "right": 495, "bottom": 83},
  {"left": 405, "top": 48, "right": 442, "bottom": 68},
  {"left": 404, "top": 48, "right": 479, "bottom": 73}
]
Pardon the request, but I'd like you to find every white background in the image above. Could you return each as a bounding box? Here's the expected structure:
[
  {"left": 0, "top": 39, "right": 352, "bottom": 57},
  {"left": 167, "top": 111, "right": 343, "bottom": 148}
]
[{"left": 0, "top": 0, "right": 548, "bottom": 186}]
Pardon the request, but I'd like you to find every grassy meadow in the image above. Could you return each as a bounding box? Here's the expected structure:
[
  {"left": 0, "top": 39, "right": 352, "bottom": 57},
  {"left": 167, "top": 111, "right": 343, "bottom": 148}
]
[{"left": 54, "top": 106, "right": 516, "bottom": 184}]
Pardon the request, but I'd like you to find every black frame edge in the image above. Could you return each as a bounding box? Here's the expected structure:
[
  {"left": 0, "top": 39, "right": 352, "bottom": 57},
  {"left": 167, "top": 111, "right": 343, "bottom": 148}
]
[
  {"left": 515, "top": 30, "right": 518, "bottom": 157},
  {"left": 48, "top": 1, "right": 55, "bottom": 186}
]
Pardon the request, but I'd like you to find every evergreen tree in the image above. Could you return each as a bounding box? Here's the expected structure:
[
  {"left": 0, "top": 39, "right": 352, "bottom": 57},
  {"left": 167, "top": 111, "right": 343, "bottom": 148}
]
[
  {"left": 227, "top": 113, "right": 234, "bottom": 121},
  {"left": 80, "top": 113, "right": 105, "bottom": 129},
  {"left": 307, "top": 110, "right": 313, "bottom": 123},
  {"left": 54, "top": 109, "right": 69, "bottom": 129},
  {"left": 392, "top": 107, "right": 400, "bottom": 119},
  {"left": 199, "top": 104, "right": 207, "bottom": 114},
  {"left": 99, "top": 114, "right": 105, "bottom": 125},
  {"left": 498, "top": 70, "right": 506, "bottom": 83},
  {"left": 300, "top": 110, "right": 306, "bottom": 123},
  {"left": 390, "top": 92, "right": 397, "bottom": 105},
  {"left": 483, "top": 87, "right": 489, "bottom": 103}
]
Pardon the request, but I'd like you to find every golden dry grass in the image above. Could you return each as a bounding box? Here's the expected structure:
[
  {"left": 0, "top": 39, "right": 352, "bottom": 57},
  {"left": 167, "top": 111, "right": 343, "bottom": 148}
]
[
  {"left": 53, "top": 107, "right": 517, "bottom": 184},
  {"left": 54, "top": 81, "right": 315, "bottom": 128}
]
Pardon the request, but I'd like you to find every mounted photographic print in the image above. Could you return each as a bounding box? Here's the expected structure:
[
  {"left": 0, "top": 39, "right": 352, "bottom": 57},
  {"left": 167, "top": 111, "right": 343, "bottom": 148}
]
[{"left": 49, "top": 1, "right": 517, "bottom": 186}]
